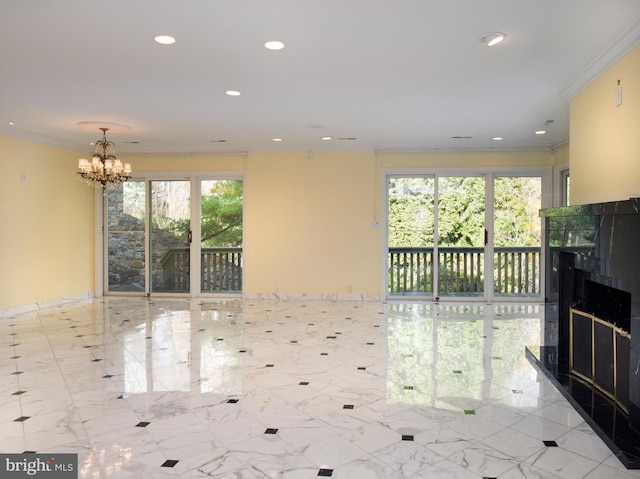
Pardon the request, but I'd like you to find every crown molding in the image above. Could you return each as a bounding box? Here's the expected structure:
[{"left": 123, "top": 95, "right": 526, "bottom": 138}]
[
  {"left": 0, "top": 126, "right": 84, "bottom": 151},
  {"left": 561, "top": 18, "right": 640, "bottom": 101}
]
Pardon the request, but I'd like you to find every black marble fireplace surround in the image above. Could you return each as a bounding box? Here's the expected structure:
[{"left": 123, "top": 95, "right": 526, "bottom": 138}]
[{"left": 531, "top": 198, "right": 640, "bottom": 468}]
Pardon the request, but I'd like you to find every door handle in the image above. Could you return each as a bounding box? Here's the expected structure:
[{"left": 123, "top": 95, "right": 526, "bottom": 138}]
[
  {"left": 484, "top": 229, "right": 488, "bottom": 246},
  {"left": 188, "top": 230, "right": 192, "bottom": 243}
]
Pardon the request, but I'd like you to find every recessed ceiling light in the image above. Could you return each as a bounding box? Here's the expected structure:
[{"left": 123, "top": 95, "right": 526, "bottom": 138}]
[
  {"left": 535, "top": 130, "right": 547, "bottom": 135},
  {"left": 480, "top": 32, "right": 506, "bottom": 47},
  {"left": 225, "top": 90, "right": 241, "bottom": 96},
  {"left": 154, "top": 35, "right": 176, "bottom": 45},
  {"left": 321, "top": 136, "right": 333, "bottom": 141},
  {"left": 8, "top": 121, "right": 14, "bottom": 126},
  {"left": 493, "top": 137, "right": 503, "bottom": 141},
  {"left": 265, "top": 41, "right": 285, "bottom": 50},
  {"left": 272, "top": 138, "right": 283, "bottom": 142}
]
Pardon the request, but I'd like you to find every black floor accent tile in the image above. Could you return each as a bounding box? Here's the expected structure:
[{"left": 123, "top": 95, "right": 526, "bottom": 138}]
[
  {"left": 103, "top": 374, "right": 114, "bottom": 378},
  {"left": 14, "top": 416, "right": 30, "bottom": 422},
  {"left": 9, "top": 343, "right": 19, "bottom": 347},
  {"left": 265, "top": 364, "right": 274, "bottom": 368},
  {"left": 92, "top": 359, "right": 102, "bottom": 362},
  {"left": 117, "top": 395, "right": 125, "bottom": 399},
  {"left": 318, "top": 469, "right": 333, "bottom": 477},
  {"left": 366, "top": 342, "right": 374, "bottom": 345},
  {"left": 402, "top": 435, "right": 414, "bottom": 441},
  {"left": 320, "top": 353, "right": 328, "bottom": 356},
  {"left": 299, "top": 382, "right": 309, "bottom": 385},
  {"left": 343, "top": 405, "right": 354, "bottom": 409},
  {"left": 227, "top": 399, "right": 239, "bottom": 403},
  {"left": 11, "top": 371, "right": 23, "bottom": 375},
  {"left": 239, "top": 350, "right": 247, "bottom": 353},
  {"left": 290, "top": 340, "right": 298, "bottom": 343},
  {"left": 357, "top": 367, "right": 366, "bottom": 370},
  {"left": 482, "top": 477, "right": 498, "bottom": 479},
  {"left": 266, "top": 330, "right": 272, "bottom": 333},
  {"left": 326, "top": 336, "right": 337, "bottom": 339},
  {"left": 12, "top": 391, "right": 26, "bottom": 395},
  {"left": 9, "top": 356, "right": 20, "bottom": 359},
  {"left": 543, "top": 440, "right": 558, "bottom": 447},
  {"left": 136, "top": 422, "right": 150, "bottom": 428},
  {"left": 161, "top": 460, "right": 179, "bottom": 468},
  {"left": 22, "top": 451, "right": 36, "bottom": 454},
  {"left": 83, "top": 345, "right": 93, "bottom": 348},
  {"left": 265, "top": 428, "right": 278, "bottom": 434}
]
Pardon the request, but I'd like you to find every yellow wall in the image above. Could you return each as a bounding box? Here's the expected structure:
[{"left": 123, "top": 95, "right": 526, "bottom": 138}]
[
  {"left": 127, "top": 154, "right": 246, "bottom": 173},
  {"left": 570, "top": 43, "right": 640, "bottom": 204},
  {"left": 0, "top": 136, "right": 94, "bottom": 311},
  {"left": 244, "top": 151, "right": 380, "bottom": 296}
]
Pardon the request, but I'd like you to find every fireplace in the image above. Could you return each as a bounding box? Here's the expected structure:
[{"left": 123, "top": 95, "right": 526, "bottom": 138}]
[{"left": 531, "top": 198, "right": 640, "bottom": 468}]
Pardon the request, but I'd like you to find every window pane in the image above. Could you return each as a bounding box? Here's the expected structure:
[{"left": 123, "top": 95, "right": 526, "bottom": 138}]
[
  {"left": 387, "top": 177, "right": 435, "bottom": 295},
  {"left": 200, "top": 179, "right": 243, "bottom": 293},
  {"left": 107, "top": 182, "right": 146, "bottom": 292},
  {"left": 150, "top": 180, "right": 191, "bottom": 293},
  {"left": 493, "top": 176, "right": 541, "bottom": 296}
]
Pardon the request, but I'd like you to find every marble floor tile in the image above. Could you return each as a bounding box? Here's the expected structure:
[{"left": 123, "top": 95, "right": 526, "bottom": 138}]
[{"left": 2, "top": 297, "right": 640, "bottom": 478}]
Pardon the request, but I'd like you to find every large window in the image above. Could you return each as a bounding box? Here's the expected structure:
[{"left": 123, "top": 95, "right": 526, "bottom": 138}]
[
  {"left": 105, "top": 176, "right": 243, "bottom": 295},
  {"left": 387, "top": 171, "right": 545, "bottom": 300}
]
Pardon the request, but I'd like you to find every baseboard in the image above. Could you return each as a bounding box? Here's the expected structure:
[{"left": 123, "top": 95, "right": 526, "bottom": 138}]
[{"left": 0, "top": 291, "right": 95, "bottom": 319}]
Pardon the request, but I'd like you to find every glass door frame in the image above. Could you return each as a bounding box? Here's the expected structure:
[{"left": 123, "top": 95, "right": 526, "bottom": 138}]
[
  {"left": 100, "top": 171, "right": 244, "bottom": 298},
  {"left": 383, "top": 167, "right": 552, "bottom": 302}
]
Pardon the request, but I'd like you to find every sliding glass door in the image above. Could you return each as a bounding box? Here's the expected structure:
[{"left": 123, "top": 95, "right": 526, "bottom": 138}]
[
  {"left": 150, "top": 180, "right": 191, "bottom": 293},
  {"left": 200, "top": 179, "right": 243, "bottom": 293},
  {"left": 105, "top": 176, "right": 243, "bottom": 296},
  {"left": 106, "top": 181, "right": 146, "bottom": 292},
  {"left": 437, "top": 176, "right": 486, "bottom": 298},
  {"left": 387, "top": 171, "right": 544, "bottom": 300},
  {"left": 493, "top": 176, "right": 542, "bottom": 297}
]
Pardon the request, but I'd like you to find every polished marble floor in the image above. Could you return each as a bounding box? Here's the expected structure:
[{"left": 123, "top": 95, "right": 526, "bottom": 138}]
[{"left": 2, "top": 297, "right": 640, "bottom": 478}]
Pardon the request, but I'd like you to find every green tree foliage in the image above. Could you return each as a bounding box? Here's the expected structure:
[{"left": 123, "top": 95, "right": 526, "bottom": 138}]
[
  {"left": 437, "top": 177, "right": 485, "bottom": 246},
  {"left": 389, "top": 176, "right": 542, "bottom": 248},
  {"left": 200, "top": 180, "right": 243, "bottom": 247},
  {"left": 494, "top": 177, "right": 541, "bottom": 247},
  {"left": 146, "top": 180, "right": 243, "bottom": 247},
  {"left": 388, "top": 177, "right": 435, "bottom": 247}
]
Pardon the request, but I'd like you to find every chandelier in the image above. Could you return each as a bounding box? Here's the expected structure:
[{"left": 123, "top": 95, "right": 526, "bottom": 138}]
[{"left": 77, "top": 128, "right": 132, "bottom": 187}]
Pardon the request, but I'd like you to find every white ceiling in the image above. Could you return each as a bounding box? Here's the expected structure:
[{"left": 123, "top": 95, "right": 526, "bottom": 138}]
[{"left": 1, "top": 0, "right": 640, "bottom": 156}]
